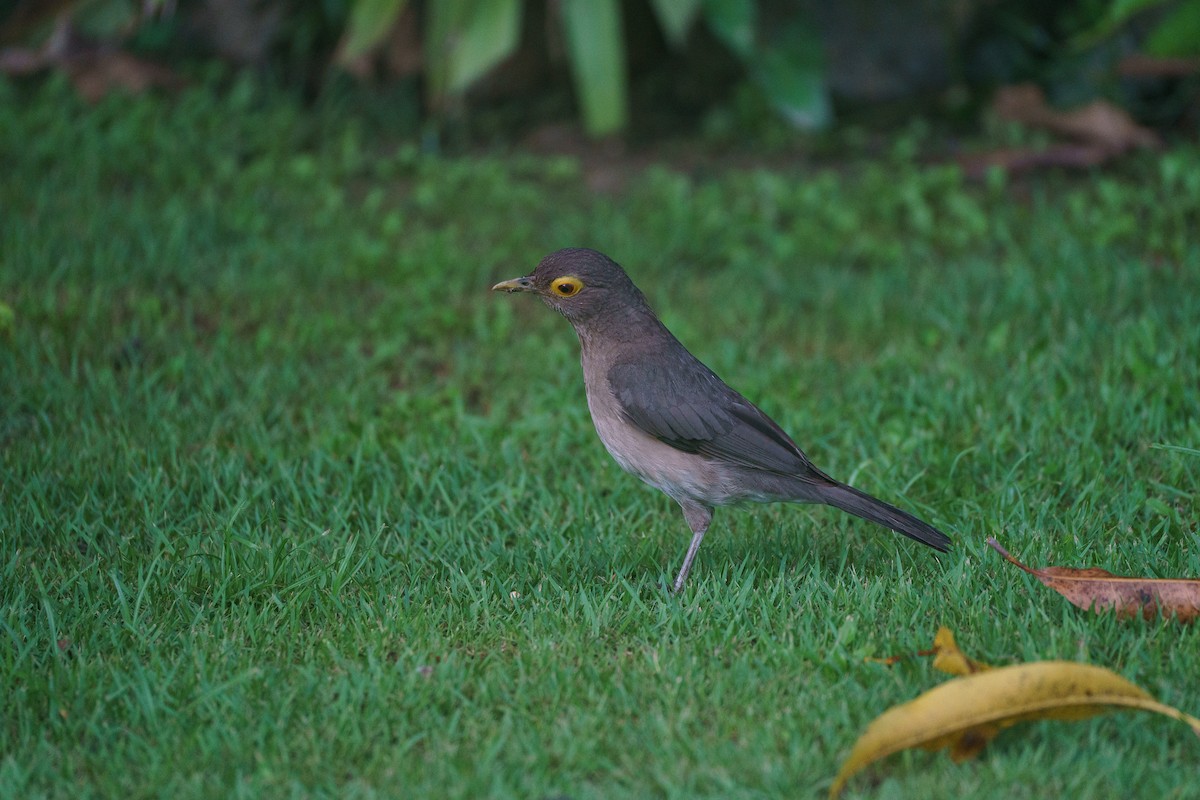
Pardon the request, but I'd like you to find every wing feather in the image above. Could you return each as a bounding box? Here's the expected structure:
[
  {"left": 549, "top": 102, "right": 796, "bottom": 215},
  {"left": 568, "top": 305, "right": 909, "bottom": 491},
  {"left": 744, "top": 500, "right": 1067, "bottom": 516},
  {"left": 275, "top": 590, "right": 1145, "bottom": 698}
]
[{"left": 607, "top": 357, "right": 826, "bottom": 479}]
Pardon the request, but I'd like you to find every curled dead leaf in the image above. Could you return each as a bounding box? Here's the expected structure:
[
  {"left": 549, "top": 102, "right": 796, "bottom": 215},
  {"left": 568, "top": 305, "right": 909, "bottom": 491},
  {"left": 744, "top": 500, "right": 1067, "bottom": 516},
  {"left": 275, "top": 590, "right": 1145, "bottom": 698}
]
[
  {"left": 988, "top": 538, "right": 1200, "bottom": 623},
  {"left": 991, "top": 83, "right": 1160, "bottom": 152},
  {"left": 956, "top": 82, "right": 1161, "bottom": 178},
  {"left": 831, "top": 657, "right": 1200, "bottom": 797}
]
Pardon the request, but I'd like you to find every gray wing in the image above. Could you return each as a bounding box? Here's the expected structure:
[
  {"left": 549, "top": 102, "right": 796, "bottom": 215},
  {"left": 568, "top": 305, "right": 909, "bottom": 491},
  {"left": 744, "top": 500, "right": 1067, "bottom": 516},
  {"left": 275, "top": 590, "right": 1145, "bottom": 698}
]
[{"left": 607, "top": 356, "right": 831, "bottom": 480}]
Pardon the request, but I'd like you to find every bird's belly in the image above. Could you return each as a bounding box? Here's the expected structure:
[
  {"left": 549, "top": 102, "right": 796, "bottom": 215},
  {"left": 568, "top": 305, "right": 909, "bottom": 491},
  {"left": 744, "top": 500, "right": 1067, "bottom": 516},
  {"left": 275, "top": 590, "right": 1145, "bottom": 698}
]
[{"left": 588, "top": 395, "right": 745, "bottom": 506}]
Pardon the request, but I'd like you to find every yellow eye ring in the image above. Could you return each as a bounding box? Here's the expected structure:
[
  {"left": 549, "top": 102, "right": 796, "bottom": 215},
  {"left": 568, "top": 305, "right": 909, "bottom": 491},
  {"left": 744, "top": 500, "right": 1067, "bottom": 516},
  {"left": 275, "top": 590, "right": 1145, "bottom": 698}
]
[{"left": 550, "top": 276, "right": 583, "bottom": 297}]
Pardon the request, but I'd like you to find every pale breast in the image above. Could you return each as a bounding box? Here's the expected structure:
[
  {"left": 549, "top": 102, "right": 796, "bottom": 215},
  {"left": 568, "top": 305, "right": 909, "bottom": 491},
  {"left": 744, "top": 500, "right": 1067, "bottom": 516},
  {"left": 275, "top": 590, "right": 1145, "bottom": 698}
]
[{"left": 583, "top": 367, "right": 743, "bottom": 507}]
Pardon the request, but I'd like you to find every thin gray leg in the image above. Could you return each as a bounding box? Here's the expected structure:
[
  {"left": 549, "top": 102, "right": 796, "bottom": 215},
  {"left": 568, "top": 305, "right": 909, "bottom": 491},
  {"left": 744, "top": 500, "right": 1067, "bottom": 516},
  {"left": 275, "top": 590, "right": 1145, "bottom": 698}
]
[{"left": 672, "top": 502, "right": 713, "bottom": 593}]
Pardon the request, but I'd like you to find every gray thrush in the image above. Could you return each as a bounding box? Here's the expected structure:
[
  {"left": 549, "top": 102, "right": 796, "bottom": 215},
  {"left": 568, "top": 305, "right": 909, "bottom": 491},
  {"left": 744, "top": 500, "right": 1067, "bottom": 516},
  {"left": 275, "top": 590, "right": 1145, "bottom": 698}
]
[{"left": 493, "top": 248, "right": 950, "bottom": 592}]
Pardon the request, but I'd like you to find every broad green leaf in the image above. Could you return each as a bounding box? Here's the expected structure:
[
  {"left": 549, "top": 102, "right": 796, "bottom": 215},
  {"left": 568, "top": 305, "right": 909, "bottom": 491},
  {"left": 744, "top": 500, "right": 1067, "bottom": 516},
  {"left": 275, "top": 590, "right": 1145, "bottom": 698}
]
[
  {"left": 650, "top": 0, "right": 702, "bottom": 47},
  {"left": 1146, "top": 0, "right": 1200, "bottom": 55},
  {"left": 1106, "top": 0, "right": 1173, "bottom": 24},
  {"left": 337, "top": 0, "right": 409, "bottom": 63},
  {"left": 702, "top": 0, "right": 755, "bottom": 57},
  {"left": 560, "top": 0, "right": 628, "bottom": 137},
  {"left": 426, "top": 0, "right": 523, "bottom": 107},
  {"left": 752, "top": 47, "right": 830, "bottom": 130},
  {"left": 1076, "top": 0, "right": 1172, "bottom": 46}
]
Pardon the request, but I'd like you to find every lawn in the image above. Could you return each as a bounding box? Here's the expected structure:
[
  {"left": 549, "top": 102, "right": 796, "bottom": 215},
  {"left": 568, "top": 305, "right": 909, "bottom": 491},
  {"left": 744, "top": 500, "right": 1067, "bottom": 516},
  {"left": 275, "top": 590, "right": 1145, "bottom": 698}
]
[{"left": 2, "top": 75, "right": 1198, "bottom": 799}]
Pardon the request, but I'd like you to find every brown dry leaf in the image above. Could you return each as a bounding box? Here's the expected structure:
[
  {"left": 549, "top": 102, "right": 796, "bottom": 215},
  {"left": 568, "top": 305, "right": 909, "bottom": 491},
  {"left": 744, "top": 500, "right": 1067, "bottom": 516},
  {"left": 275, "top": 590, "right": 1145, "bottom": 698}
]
[
  {"left": 957, "top": 83, "right": 1160, "bottom": 178},
  {"left": 992, "top": 83, "right": 1160, "bottom": 151},
  {"left": 0, "top": 16, "right": 182, "bottom": 101},
  {"left": 830, "top": 655, "right": 1200, "bottom": 798},
  {"left": 0, "top": 45, "right": 48, "bottom": 74},
  {"left": 864, "top": 653, "right": 914, "bottom": 667},
  {"left": 1117, "top": 53, "right": 1200, "bottom": 78},
  {"left": 988, "top": 538, "right": 1200, "bottom": 623},
  {"left": 65, "top": 49, "right": 183, "bottom": 103}
]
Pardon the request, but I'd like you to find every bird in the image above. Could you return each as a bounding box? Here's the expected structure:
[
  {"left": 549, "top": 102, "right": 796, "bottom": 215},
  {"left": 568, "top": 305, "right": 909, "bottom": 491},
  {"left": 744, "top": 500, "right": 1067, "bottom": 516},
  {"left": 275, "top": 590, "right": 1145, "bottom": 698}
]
[{"left": 492, "top": 248, "right": 951, "bottom": 592}]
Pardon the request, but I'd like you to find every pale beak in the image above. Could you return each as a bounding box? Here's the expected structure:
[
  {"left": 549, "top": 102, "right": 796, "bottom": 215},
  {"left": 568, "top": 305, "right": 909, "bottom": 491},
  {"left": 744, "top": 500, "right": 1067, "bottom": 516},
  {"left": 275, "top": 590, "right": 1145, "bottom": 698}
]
[{"left": 491, "top": 276, "right": 536, "bottom": 293}]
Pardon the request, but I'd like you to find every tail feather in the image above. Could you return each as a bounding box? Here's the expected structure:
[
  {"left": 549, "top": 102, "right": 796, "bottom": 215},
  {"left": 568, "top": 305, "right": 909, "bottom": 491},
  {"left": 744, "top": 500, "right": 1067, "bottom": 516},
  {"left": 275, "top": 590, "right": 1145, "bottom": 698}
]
[{"left": 816, "top": 483, "right": 951, "bottom": 552}]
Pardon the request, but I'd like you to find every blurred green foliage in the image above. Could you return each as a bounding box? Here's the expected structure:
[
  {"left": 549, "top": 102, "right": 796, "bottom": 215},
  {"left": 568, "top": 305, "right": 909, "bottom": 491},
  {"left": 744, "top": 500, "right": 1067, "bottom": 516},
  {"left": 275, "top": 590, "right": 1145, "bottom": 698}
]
[
  {"left": 1086, "top": 0, "right": 1200, "bottom": 56},
  {"left": 2, "top": 0, "right": 1197, "bottom": 137},
  {"left": 967, "top": 0, "right": 1200, "bottom": 125},
  {"left": 335, "top": 0, "right": 826, "bottom": 135}
]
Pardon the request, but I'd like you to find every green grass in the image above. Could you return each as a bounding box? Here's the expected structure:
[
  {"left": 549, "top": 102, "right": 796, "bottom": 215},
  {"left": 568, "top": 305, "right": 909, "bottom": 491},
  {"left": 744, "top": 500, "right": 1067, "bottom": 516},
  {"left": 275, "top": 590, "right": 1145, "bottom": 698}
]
[{"left": 2, "top": 74, "right": 1199, "bottom": 799}]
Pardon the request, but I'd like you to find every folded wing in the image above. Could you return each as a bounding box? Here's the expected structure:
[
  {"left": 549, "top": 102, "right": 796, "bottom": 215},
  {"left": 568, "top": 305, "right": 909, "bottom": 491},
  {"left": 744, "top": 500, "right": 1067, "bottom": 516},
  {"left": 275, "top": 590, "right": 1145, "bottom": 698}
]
[{"left": 607, "top": 357, "right": 832, "bottom": 485}]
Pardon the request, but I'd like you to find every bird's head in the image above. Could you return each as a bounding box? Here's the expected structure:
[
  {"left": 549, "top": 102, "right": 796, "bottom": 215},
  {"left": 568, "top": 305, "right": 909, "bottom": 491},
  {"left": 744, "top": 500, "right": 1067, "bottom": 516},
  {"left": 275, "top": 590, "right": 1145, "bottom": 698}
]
[{"left": 492, "top": 248, "right": 650, "bottom": 327}]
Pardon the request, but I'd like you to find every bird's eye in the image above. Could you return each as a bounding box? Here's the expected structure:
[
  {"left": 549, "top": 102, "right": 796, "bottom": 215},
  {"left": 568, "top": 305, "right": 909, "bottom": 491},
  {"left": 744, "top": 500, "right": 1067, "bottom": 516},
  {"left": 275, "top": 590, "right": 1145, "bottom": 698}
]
[{"left": 551, "top": 276, "right": 583, "bottom": 297}]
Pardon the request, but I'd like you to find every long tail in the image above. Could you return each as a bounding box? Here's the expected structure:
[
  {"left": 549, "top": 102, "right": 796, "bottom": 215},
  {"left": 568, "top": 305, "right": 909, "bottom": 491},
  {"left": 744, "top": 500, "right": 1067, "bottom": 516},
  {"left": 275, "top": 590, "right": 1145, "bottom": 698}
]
[{"left": 816, "top": 482, "right": 951, "bottom": 552}]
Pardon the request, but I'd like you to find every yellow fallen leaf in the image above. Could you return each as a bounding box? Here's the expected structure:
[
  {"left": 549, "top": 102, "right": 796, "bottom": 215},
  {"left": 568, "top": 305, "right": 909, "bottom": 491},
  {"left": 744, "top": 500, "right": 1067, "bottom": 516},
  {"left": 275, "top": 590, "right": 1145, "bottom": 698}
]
[
  {"left": 866, "top": 627, "right": 990, "bottom": 673},
  {"left": 989, "top": 538, "right": 1200, "bottom": 622},
  {"left": 930, "top": 627, "right": 991, "bottom": 676},
  {"left": 831, "top": 660, "right": 1200, "bottom": 798}
]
